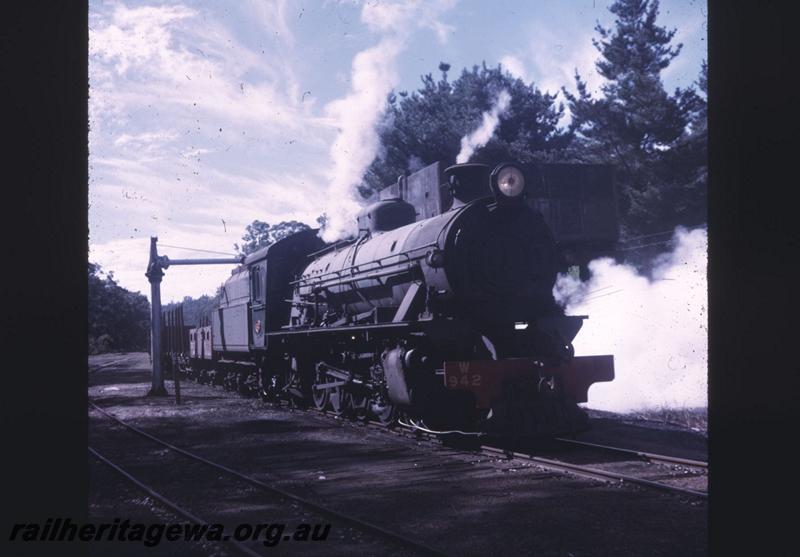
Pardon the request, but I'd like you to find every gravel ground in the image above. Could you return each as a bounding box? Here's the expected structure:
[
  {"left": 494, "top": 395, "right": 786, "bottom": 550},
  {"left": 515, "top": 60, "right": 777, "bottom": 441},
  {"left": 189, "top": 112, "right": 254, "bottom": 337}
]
[{"left": 88, "top": 353, "right": 707, "bottom": 556}]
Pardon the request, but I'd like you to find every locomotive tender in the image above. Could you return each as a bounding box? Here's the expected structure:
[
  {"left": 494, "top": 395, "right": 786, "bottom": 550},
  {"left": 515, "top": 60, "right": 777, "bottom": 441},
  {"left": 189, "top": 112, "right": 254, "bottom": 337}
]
[{"left": 186, "top": 161, "right": 615, "bottom": 436}]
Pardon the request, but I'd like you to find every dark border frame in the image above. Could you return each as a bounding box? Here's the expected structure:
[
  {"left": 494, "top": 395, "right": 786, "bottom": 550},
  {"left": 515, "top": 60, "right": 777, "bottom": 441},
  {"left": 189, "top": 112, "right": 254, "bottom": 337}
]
[{"left": 3, "top": 1, "right": 799, "bottom": 555}]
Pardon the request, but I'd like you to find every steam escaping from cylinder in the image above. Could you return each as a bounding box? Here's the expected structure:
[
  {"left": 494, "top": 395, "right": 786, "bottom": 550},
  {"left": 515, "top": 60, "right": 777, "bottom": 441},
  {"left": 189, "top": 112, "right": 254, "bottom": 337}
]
[
  {"left": 455, "top": 90, "right": 512, "bottom": 164},
  {"left": 553, "top": 227, "right": 708, "bottom": 413}
]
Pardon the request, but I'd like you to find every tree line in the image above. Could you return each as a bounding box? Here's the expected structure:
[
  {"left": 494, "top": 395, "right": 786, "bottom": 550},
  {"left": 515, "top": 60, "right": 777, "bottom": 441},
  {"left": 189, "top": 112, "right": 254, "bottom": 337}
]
[{"left": 88, "top": 262, "right": 151, "bottom": 354}]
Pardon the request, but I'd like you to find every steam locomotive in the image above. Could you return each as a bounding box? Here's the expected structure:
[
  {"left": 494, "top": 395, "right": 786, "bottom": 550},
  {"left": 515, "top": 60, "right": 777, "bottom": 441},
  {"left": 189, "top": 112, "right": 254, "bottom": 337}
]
[{"left": 182, "top": 161, "right": 616, "bottom": 436}]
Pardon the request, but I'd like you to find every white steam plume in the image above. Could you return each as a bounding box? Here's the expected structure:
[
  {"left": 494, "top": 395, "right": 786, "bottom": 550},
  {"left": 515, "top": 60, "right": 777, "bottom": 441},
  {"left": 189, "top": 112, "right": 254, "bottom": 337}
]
[
  {"left": 320, "top": 0, "right": 458, "bottom": 243},
  {"left": 455, "top": 90, "right": 511, "bottom": 164},
  {"left": 554, "top": 227, "right": 708, "bottom": 413},
  {"left": 321, "top": 37, "right": 404, "bottom": 242}
]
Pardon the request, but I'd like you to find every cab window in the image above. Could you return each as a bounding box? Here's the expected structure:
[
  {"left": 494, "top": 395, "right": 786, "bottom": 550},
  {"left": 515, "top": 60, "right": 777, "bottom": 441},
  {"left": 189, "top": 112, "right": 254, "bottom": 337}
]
[{"left": 250, "top": 265, "right": 265, "bottom": 304}]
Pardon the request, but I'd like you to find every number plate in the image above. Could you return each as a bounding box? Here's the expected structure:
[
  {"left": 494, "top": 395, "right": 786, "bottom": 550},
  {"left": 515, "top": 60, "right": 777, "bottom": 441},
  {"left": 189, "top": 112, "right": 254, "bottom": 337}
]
[
  {"left": 443, "top": 359, "right": 538, "bottom": 408},
  {"left": 443, "top": 355, "right": 615, "bottom": 408}
]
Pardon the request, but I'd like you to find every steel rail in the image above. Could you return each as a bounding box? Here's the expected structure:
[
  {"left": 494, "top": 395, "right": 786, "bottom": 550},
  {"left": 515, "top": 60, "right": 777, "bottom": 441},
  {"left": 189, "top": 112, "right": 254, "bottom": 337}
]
[
  {"left": 553, "top": 437, "right": 708, "bottom": 469},
  {"left": 479, "top": 445, "right": 707, "bottom": 499},
  {"left": 88, "top": 446, "right": 262, "bottom": 557},
  {"left": 88, "top": 358, "right": 130, "bottom": 373},
  {"left": 306, "top": 407, "right": 707, "bottom": 499},
  {"left": 89, "top": 401, "right": 448, "bottom": 557}
]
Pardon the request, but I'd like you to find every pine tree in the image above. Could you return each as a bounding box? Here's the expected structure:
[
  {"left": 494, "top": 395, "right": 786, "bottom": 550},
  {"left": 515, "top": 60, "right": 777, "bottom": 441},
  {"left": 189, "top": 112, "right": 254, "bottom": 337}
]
[
  {"left": 659, "top": 60, "right": 707, "bottom": 231},
  {"left": 563, "top": 0, "right": 704, "bottom": 240}
]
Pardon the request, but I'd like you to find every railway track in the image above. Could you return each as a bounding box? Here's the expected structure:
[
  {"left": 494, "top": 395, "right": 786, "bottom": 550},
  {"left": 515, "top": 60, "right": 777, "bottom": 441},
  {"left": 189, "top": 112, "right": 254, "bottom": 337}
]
[
  {"left": 88, "top": 353, "right": 143, "bottom": 373},
  {"left": 89, "top": 400, "right": 449, "bottom": 557},
  {"left": 88, "top": 356, "right": 708, "bottom": 554},
  {"left": 91, "top": 360, "right": 706, "bottom": 542},
  {"left": 553, "top": 437, "right": 708, "bottom": 469},
  {"left": 176, "top": 365, "right": 708, "bottom": 490},
  {"left": 89, "top": 446, "right": 260, "bottom": 557},
  {"left": 478, "top": 445, "right": 707, "bottom": 499},
  {"left": 321, "top": 409, "right": 708, "bottom": 500},
  {"left": 188, "top": 360, "right": 710, "bottom": 500},
  {"left": 245, "top": 393, "right": 709, "bottom": 501}
]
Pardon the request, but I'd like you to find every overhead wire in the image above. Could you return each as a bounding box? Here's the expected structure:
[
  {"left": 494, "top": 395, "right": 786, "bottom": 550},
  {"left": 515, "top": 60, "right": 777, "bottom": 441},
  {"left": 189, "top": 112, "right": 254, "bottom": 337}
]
[
  {"left": 617, "top": 224, "right": 707, "bottom": 251},
  {"left": 584, "top": 285, "right": 616, "bottom": 295},
  {"left": 619, "top": 229, "right": 676, "bottom": 243},
  {"left": 617, "top": 239, "right": 675, "bottom": 251},
  {"left": 581, "top": 289, "right": 624, "bottom": 302}
]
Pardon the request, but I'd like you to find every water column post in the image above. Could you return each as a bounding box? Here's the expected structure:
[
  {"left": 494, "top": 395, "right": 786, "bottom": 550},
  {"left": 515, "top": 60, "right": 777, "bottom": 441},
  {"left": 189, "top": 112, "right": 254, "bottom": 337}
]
[
  {"left": 146, "top": 237, "right": 169, "bottom": 396},
  {"left": 144, "top": 237, "right": 243, "bottom": 400}
]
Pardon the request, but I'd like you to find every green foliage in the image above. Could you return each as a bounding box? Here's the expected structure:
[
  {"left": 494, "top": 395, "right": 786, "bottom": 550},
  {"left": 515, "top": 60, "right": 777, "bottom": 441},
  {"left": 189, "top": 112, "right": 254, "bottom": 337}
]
[
  {"left": 364, "top": 62, "right": 571, "bottom": 197},
  {"left": 234, "top": 219, "right": 312, "bottom": 257},
  {"left": 562, "top": 0, "right": 706, "bottom": 239},
  {"left": 88, "top": 262, "right": 151, "bottom": 354},
  {"left": 234, "top": 220, "right": 269, "bottom": 257},
  {"left": 164, "top": 294, "right": 219, "bottom": 327}
]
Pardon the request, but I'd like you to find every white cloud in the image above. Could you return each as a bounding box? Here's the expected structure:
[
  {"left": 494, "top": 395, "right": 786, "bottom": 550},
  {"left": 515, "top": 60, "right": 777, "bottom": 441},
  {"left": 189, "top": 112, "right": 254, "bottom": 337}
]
[
  {"left": 361, "top": 0, "right": 456, "bottom": 42},
  {"left": 114, "top": 130, "right": 180, "bottom": 149},
  {"left": 88, "top": 157, "right": 329, "bottom": 303},
  {"left": 360, "top": 0, "right": 417, "bottom": 31},
  {"left": 243, "top": 0, "right": 296, "bottom": 46},
  {"left": 529, "top": 26, "right": 602, "bottom": 96},
  {"left": 89, "top": 2, "right": 327, "bottom": 142},
  {"left": 661, "top": 13, "right": 706, "bottom": 86},
  {"left": 88, "top": 1, "right": 339, "bottom": 288},
  {"left": 502, "top": 6, "right": 706, "bottom": 110},
  {"left": 499, "top": 24, "right": 604, "bottom": 126},
  {"left": 90, "top": 236, "right": 240, "bottom": 303},
  {"left": 430, "top": 20, "right": 454, "bottom": 44},
  {"left": 90, "top": 4, "right": 197, "bottom": 75},
  {"left": 90, "top": 154, "right": 328, "bottom": 240},
  {"left": 181, "top": 147, "right": 212, "bottom": 159},
  {"left": 499, "top": 54, "right": 529, "bottom": 82}
]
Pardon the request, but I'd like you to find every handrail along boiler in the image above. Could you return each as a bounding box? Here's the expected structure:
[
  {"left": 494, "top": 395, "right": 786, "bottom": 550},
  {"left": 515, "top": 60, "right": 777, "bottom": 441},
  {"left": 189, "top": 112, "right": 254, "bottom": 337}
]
[{"left": 185, "top": 161, "right": 616, "bottom": 435}]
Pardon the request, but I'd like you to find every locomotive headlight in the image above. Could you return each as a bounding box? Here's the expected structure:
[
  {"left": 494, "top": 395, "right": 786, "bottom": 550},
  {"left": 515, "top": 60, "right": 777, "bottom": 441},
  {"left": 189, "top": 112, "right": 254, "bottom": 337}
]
[
  {"left": 495, "top": 165, "right": 525, "bottom": 197},
  {"left": 490, "top": 163, "right": 526, "bottom": 202}
]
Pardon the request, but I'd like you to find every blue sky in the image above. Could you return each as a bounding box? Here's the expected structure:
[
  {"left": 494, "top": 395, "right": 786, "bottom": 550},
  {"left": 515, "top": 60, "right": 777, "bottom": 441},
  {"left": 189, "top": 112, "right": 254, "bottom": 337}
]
[{"left": 89, "top": 0, "right": 706, "bottom": 302}]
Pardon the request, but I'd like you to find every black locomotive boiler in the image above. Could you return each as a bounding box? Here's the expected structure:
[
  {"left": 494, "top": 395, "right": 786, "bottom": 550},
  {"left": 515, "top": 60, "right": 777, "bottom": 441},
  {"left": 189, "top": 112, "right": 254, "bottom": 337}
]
[{"left": 185, "top": 161, "right": 615, "bottom": 436}]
